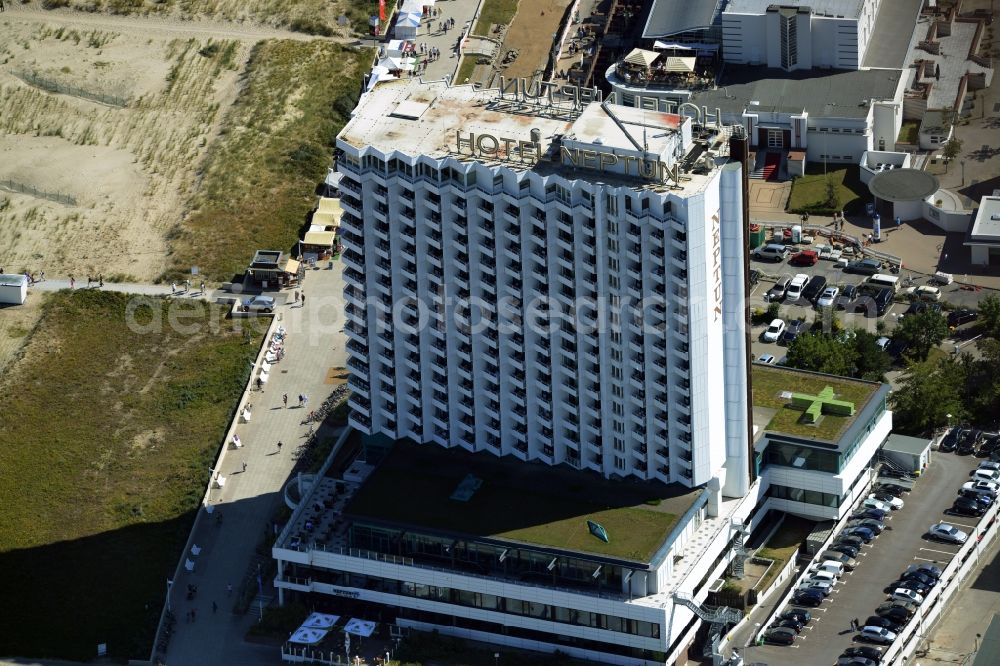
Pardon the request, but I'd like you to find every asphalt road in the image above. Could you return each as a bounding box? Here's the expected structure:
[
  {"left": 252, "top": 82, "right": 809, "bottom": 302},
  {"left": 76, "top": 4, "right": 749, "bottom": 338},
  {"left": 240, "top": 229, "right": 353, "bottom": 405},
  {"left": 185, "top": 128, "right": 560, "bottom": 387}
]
[{"left": 748, "top": 451, "right": 976, "bottom": 665}]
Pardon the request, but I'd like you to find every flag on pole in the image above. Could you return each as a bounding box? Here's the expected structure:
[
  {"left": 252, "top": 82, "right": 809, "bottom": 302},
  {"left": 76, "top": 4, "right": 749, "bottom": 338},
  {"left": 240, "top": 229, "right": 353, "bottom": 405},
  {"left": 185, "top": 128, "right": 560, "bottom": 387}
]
[{"left": 379, "top": 0, "right": 386, "bottom": 21}]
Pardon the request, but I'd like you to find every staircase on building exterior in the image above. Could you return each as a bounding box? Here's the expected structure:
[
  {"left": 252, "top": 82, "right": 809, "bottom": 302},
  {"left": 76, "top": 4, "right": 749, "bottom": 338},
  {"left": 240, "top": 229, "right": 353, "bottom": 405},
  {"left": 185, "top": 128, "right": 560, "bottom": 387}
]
[
  {"left": 875, "top": 454, "right": 912, "bottom": 478},
  {"left": 672, "top": 592, "right": 743, "bottom": 628},
  {"left": 728, "top": 519, "right": 752, "bottom": 579}
]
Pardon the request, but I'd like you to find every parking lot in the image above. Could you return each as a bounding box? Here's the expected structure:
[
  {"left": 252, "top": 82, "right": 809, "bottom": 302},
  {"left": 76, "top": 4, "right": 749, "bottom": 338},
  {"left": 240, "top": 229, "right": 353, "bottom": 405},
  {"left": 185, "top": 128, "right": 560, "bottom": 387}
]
[
  {"left": 749, "top": 451, "right": 976, "bottom": 665},
  {"left": 747, "top": 251, "right": 986, "bottom": 364}
]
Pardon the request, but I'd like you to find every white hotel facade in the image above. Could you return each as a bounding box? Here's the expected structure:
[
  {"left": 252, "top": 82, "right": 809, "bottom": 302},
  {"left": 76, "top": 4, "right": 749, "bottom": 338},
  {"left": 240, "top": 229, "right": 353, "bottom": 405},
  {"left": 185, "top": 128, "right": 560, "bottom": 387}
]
[
  {"left": 272, "top": 77, "right": 893, "bottom": 666},
  {"left": 337, "top": 78, "right": 751, "bottom": 498}
]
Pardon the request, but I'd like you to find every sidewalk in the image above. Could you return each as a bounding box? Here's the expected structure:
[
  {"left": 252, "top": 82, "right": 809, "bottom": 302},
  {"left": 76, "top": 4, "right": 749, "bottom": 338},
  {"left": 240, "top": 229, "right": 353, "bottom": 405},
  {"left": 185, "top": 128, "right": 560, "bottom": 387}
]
[
  {"left": 160, "top": 262, "right": 348, "bottom": 666},
  {"left": 407, "top": 0, "right": 480, "bottom": 81}
]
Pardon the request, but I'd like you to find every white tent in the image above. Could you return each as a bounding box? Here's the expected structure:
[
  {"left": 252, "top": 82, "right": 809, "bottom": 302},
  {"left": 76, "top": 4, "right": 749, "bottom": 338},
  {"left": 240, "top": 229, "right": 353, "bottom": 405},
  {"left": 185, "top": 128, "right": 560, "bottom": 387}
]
[
  {"left": 366, "top": 65, "right": 398, "bottom": 92},
  {"left": 302, "top": 612, "right": 340, "bottom": 629},
  {"left": 289, "top": 627, "right": 329, "bottom": 645},
  {"left": 378, "top": 55, "right": 416, "bottom": 72},
  {"left": 664, "top": 56, "right": 697, "bottom": 72},
  {"left": 394, "top": 12, "right": 422, "bottom": 39},
  {"left": 0, "top": 274, "right": 27, "bottom": 305},
  {"left": 344, "top": 618, "right": 376, "bottom": 637}
]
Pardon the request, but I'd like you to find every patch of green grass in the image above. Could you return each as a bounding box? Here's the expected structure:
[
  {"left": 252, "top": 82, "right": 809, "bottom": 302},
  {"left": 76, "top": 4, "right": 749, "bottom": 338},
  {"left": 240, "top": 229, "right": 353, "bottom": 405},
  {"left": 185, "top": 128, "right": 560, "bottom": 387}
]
[
  {"left": 349, "top": 440, "right": 692, "bottom": 562},
  {"left": 455, "top": 55, "right": 476, "bottom": 85},
  {"left": 898, "top": 119, "right": 920, "bottom": 144},
  {"left": 752, "top": 365, "right": 879, "bottom": 440},
  {"left": 165, "top": 40, "right": 371, "bottom": 282},
  {"left": 787, "top": 164, "right": 868, "bottom": 215},
  {"left": 0, "top": 290, "right": 264, "bottom": 660},
  {"left": 755, "top": 515, "right": 817, "bottom": 591},
  {"left": 473, "top": 0, "right": 520, "bottom": 35}
]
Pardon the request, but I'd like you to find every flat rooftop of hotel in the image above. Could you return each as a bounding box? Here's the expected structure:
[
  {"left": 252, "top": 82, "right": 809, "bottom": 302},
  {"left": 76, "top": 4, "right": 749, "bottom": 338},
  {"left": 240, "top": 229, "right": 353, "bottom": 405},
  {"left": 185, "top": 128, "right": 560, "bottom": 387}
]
[
  {"left": 338, "top": 78, "right": 720, "bottom": 192},
  {"left": 345, "top": 438, "right": 702, "bottom": 564},
  {"left": 751, "top": 364, "right": 885, "bottom": 446}
]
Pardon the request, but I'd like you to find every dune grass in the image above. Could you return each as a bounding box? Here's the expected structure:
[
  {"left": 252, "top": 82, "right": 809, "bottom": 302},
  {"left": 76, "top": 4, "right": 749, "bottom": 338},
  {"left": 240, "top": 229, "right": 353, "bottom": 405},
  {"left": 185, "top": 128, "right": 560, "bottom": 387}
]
[
  {"left": 0, "top": 290, "right": 264, "bottom": 660},
  {"left": 165, "top": 40, "right": 371, "bottom": 282}
]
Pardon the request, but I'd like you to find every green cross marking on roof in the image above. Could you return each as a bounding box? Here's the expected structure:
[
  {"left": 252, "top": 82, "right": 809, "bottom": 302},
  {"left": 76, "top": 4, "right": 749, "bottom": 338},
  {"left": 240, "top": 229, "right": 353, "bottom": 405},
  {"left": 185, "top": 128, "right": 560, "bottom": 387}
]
[{"left": 789, "top": 386, "right": 855, "bottom": 423}]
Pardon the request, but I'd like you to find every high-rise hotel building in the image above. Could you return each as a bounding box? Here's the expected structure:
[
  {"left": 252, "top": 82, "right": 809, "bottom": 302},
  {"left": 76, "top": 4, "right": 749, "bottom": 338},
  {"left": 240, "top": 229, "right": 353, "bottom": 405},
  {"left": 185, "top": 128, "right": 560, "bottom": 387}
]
[{"left": 338, "top": 77, "right": 752, "bottom": 499}]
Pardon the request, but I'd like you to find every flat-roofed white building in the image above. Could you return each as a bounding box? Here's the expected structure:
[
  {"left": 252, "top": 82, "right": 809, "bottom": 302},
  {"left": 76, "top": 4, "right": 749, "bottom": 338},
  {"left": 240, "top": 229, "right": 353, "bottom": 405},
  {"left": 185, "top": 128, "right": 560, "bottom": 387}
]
[{"left": 966, "top": 195, "right": 1000, "bottom": 266}]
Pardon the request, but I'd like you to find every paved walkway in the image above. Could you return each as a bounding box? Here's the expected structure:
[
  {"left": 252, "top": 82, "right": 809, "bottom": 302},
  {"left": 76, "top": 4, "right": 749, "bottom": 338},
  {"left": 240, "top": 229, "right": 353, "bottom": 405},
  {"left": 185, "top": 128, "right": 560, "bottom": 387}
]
[
  {"left": 159, "top": 262, "right": 348, "bottom": 666},
  {"left": 404, "top": 0, "right": 481, "bottom": 81}
]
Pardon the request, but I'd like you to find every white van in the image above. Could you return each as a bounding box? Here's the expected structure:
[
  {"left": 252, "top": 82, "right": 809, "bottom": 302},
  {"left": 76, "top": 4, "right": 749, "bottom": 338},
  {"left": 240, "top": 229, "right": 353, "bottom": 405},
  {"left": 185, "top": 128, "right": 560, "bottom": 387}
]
[
  {"left": 811, "top": 560, "right": 845, "bottom": 578},
  {"left": 915, "top": 285, "right": 941, "bottom": 301},
  {"left": 785, "top": 274, "right": 809, "bottom": 301},
  {"left": 867, "top": 274, "right": 900, "bottom": 292}
]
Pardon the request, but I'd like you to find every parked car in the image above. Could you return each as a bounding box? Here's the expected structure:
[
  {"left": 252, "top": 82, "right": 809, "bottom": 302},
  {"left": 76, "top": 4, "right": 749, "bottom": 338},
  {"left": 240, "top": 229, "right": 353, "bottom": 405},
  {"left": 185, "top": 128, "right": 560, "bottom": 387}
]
[
  {"left": 798, "top": 580, "right": 834, "bottom": 596},
  {"left": 928, "top": 523, "right": 969, "bottom": 544},
  {"left": 817, "top": 286, "right": 840, "bottom": 308},
  {"left": 862, "top": 498, "right": 892, "bottom": 512},
  {"left": 821, "top": 551, "right": 859, "bottom": 570},
  {"left": 781, "top": 319, "right": 809, "bottom": 345},
  {"left": 844, "top": 526, "right": 876, "bottom": 542},
  {"left": 839, "top": 657, "right": 879, "bottom": 666},
  {"left": 792, "top": 589, "right": 824, "bottom": 606},
  {"left": 952, "top": 496, "right": 986, "bottom": 517},
  {"left": 905, "top": 564, "right": 941, "bottom": 580},
  {"left": 841, "top": 646, "right": 884, "bottom": 662},
  {"left": 771, "top": 618, "right": 804, "bottom": 632},
  {"left": 763, "top": 626, "right": 798, "bottom": 645},
  {"left": 859, "top": 626, "right": 897, "bottom": 645},
  {"left": 836, "top": 283, "right": 860, "bottom": 310},
  {"left": 979, "top": 461, "right": 1000, "bottom": 472},
  {"left": 763, "top": 318, "right": 786, "bottom": 343},
  {"left": 957, "top": 488, "right": 994, "bottom": 506},
  {"left": 801, "top": 275, "right": 828, "bottom": 303},
  {"left": 890, "top": 588, "right": 924, "bottom": 605},
  {"left": 754, "top": 244, "right": 792, "bottom": 262},
  {"left": 767, "top": 276, "right": 792, "bottom": 302},
  {"left": 854, "top": 518, "right": 886, "bottom": 534},
  {"left": 853, "top": 508, "right": 888, "bottom": 521},
  {"left": 972, "top": 468, "right": 1000, "bottom": 483},
  {"left": 877, "top": 599, "right": 917, "bottom": 617},
  {"left": 939, "top": 428, "right": 960, "bottom": 453},
  {"left": 779, "top": 608, "right": 812, "bottom": 624},
  {"left": 241, "top": 295, "right": 276, "bottom": 313},
  {"left": 979, "top": 436, "right": 1000, "bottom": 456},
  {"left": 948, "top": 309, "right": 979, "bottom": 327},
  {"left": 786, "top": 273, "right": 810, "bottom": 301},
  {"left": 845, "top": 258, "right": 883, "bottom": 275},
  {"left": 829, "top": 543, "right": 861, "bottom": 558},
  {"left": 886, "top": 336, "right": 911, "bottom": 358},
  {"left": 877, "top": 605, "right": 915, "bottom": 624},
  {"left": 894, "top": 579, "right": 932, "bottom": 596},
  {"left": 958, "top": 429, "right": 982, "bottom": 455},
  {"left": 835, "top": 534, "right": 866, "bottom": 548},
  {"left": 869, "top": 493, "right": 904, "bottom": 510},
  {"left": 749, "top": 269, "right": 761, "bottom": 287},
  {"left": 865, "top": 616, "right": 903, "bottom": 633},
  {"left": 757, "top": 353, "right": 777, "bottom": 364},
  {"left": 790, "top": 250, "right": 820, "bottom": 266},
  {"left": 963, "top": 480, "right": 1000, "bottom": 495},
  {"left": 902, "top": 571, "right": 937, "bottom": 587},
  {"left": 875, "top": 483, "right": 909, "bottom": 496}
]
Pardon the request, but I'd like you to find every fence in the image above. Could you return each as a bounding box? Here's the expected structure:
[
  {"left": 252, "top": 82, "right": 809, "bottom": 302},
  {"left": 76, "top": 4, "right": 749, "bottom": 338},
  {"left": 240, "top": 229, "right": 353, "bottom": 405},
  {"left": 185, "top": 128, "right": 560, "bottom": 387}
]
[
  {"left": 13, "top": 70, "right": 129, "bottom": 108},
  {"left": 0, "top": 179, "right": 77, "bottom": 206}
]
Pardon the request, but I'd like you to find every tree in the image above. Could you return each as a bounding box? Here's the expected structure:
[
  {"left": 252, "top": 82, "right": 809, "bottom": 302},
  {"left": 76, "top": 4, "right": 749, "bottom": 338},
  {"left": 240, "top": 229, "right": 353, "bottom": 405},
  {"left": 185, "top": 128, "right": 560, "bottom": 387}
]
[
  {"left": 942, "top": 136, "right": 963, "bottom": 161},
  {"left": 893, "top": 309, "right": 949, "bottom": 361},
  {"left": 853, "top": 330, "right": 892, "bottom": 381},
  {"left": 784, "top": 332, "right": 857, "bottom": 378},
  {"left": 890, "top": 356, "right": 968, "bottom": 434},
  {"left": 979, "top": 294, "right": 1000, "bottom": 340}
]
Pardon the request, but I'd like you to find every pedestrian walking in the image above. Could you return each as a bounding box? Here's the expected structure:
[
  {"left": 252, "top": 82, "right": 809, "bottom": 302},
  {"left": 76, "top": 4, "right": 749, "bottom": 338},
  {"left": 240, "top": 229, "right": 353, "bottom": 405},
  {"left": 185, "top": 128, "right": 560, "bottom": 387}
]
[
  {"left": 40, "top": 271, "right": 45, "bottom": 282},
  {"left": 191, "top": 608, "right": 197, "bottom": 622},
  {"left": 171, "top": 282, "right": 176, "bottom": 294},
  {"left": 242, "top": 460, "right": 247, "bottom": 473},
  {"left": 301, "top": 293, "right": 306, "bottom": 307},
  {"left": 98, "top": 274, "right": 103, "bottom": 288},
  {"left": 302, "top": 394, "right": 308, "bottom": 409},
  {"left": 283, "top": 393, "right": 288, "bottom": 408},
  {"left": 200, "top": 281, "right": 206, "bottom": 294},
  {"left": 212, "top": 601, "right": 218, "bottom": 614},
  {"left": 185, "top": 279, "right": 191, "bottom": 292},
  {"left": 439, "top": 21, "right": 443, "bottom": 32},
  {"left": 227, "top": 583, "right": 233, "bottom": 596},
  {"left": 294, "top": 290, "right": 299, "bottom": 304},
  {"left": 277, "top": 440, "right": 283, "bottom": 453},
  {"left": 87, "top": 276, "right": 92, "bottom": 288},
  {"left": 0, "top": 1, "right": 6, "bottom": 13},
  {"left": 69, "top": 275, "right": 75, "bottom": 289},
  {"left": 298, "top": 393, "right": 305, "bottom": 407},
  {"left": 256, "top": 376, "right": 263, "bottom": 392}
]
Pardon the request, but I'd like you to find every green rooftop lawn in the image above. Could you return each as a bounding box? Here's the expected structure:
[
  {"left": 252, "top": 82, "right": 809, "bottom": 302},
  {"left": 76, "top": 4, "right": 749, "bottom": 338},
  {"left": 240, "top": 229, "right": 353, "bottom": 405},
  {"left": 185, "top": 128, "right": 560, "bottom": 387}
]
[
  {"left": 348, "top": 441, "right": 695, "bottom": 562},
  {"left": 752, "top": 365, "right": 878, "bottom": 441}
]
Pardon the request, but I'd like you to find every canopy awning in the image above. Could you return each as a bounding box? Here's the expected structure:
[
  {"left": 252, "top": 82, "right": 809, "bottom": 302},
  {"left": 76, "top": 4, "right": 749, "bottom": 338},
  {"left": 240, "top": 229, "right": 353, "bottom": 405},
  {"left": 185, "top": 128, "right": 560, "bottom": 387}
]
[
  {"left": 623, "top": 48, "right": 659, "bottom": 68},
  {"left": 283, "top": 259, "right": 300, "bottom": 274},
  {"left": 379, "top": 55, "right": 415, "bottom": 71},
  {"left": 302, "top": 612, "right": 340, "bottom": 629},
  {"left": 311, "top": 211, "right": 340, "bottom": 227},
  {"left": 289, "top": 627, "right": 328, "bottom": 645},
  {"left": 316, "top": 197, "right": 341, "bottom": 215},
  {"left": 653, "top": 41, "right": 693, "bottom": 50},
  {"left": 664, "top": 56, "right": 696, "bottom": 72},
  {"left": 344, "top": 618, "right": 376, "bottom": 637},
  {"left": 304, "top": 231, "right": 336, "bottom": 247}
]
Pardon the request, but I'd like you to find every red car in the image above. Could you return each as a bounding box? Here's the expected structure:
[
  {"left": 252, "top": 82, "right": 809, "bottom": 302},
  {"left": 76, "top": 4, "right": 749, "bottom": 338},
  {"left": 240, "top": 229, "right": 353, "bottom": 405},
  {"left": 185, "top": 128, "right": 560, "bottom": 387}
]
[{"left": 790, "top": 250, "right": 819, "bottom": 266}]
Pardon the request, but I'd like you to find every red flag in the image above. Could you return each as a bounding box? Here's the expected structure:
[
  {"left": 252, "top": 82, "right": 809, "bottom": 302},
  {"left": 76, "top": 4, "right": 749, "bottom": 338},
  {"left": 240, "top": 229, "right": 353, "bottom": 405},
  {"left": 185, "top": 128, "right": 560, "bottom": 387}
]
[{"left": 379, "top": 0, "right": 386, "bottom": 22}]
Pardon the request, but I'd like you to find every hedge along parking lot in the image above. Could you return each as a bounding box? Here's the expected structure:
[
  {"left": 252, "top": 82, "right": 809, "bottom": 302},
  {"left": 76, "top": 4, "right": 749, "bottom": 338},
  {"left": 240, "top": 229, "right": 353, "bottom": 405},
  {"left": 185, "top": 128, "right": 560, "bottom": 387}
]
[
  {"left": 752, "top": 452, "right": 974, "bottom": 665},
  {"left": 0, "top": 290, "right": 265, "bottom": 660}
]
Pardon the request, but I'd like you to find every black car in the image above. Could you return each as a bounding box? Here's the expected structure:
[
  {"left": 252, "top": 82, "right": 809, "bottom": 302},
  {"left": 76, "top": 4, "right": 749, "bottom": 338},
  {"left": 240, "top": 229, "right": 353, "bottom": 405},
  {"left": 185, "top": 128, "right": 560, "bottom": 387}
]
[
  {"left": 879, "top": 467, "right": 914, "bottom": 480},
  {"left": 763, "top": 627, "right": 798, "bottom": 645},
  {"left": 836, "top": 534, "right": 866, "bottom": 548},
  {"left": 841, "top": 646, "right": 884, "bottom": 663},
  {"left": 877, "top": 605, "right": 914, "bottom": 624},
  {"left": 948, "top": 309, "right": 978, "bottom": 327},
  {"left": 905, "top": 563, "right": 942, "bottom": 580},
  {"left": 956, "top": 489, "right": 993, "bottom": 506},
  {"left": 895, "top": 579, "right": 932, "bottom": 595},
  {"left": 801, "top": 275, "right": 828, "bottom": 304},
  {"left": 903, "top": 301, "right": 942, "bottom": 318},
  {"left": 958, "top": 429, "right": 981, "bottom": 455},
  {"left": 793, "top": 589, "right": 824, "bottom": 606},
  {"left": 980, "top": 435, "right": 1000, "bottom": 456},
  {"left": 835, "top": 283, "right": 860, "bottom": 310},
  {"left": 853, "top": 508, "right": 888, "bottom": 521},
  {"left": 852, "top": 284, "right": 894, "bottom": 317},
  {"left": 865, "top": 615, "right": 903, "bottom": 632},
  {"left": 952, "top": 497, "right": 986, "bottom": 516},
  {"left": 771, "top": 618, "right": 804, "bottom": 632},
  {"left": 829, "top": 543, "right": 861, "bottom": 558},
  {"left": 902, "top": 571, "right": 937, "bottom": 587},
  {"left": 781, "top": 319, "right": 809, "bottom": 345},
  {"left": 780, "top": 608, "right": 812, "bottom": 624},
  {"left": 886, "top": 337, "right": 911, "bottom": 359},
  {"left": 939, "top": 428, "right": 960, "bottom": 453},
  {"left": 875, "top": 483, "right": 909, "bottom": 496},
  {"left": 749, "top": 269, "right": 761, "bottom": 287}
]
